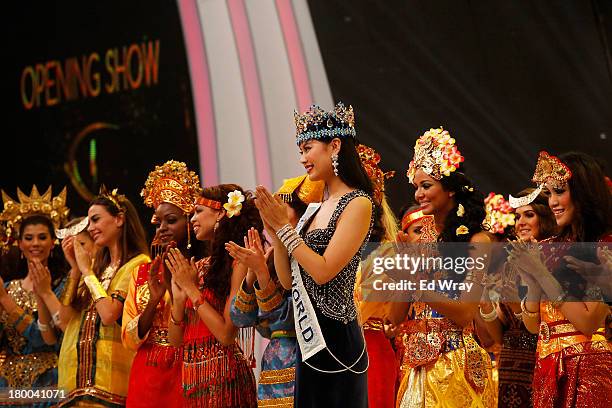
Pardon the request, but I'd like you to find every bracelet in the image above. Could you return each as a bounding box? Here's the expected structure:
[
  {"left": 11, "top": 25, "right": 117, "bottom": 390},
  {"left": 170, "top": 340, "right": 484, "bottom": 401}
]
[
  {"left": 513, "top": 310, "right": 523, "bottom": 320},
  {"left": 192, "top": 294, "right": 206, "bottom": 311},
  {"left": 276, "top": 224, "right": 304, "bottom": 256},
  {"left": 520, "top": 296, "right": 539, "bottom": 318},
  {"left": 479, "top": 303, "right": 498, "bottom": 322},
  {"left": 37, "top": 320, "right": 51, "bottom": 332},
  {"left": 60, "top": 276, "right": 79, "bottom": 306},
  {"left": 52, "top": 311, "right": 61, "bottom": 326},
  {"left": 170, "top": 313, "right": 184, "bottom": 326},
  {"left": 550, "top": 291, "right": 567, "bottom": 309},
  {"left": 84, "top": 275, "right": 108, "bottom": 302}
]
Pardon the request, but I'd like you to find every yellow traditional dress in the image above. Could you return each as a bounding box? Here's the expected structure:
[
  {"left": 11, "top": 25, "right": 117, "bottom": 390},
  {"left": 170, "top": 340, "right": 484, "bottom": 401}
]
[{"left": 57, "top": 254, "right": 149, "bottom": 407}]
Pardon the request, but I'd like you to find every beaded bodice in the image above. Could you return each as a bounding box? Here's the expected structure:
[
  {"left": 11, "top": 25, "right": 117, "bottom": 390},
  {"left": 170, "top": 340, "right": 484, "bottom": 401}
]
[{"left": 299, "top": 190, "right": 373, "bottom": 324}]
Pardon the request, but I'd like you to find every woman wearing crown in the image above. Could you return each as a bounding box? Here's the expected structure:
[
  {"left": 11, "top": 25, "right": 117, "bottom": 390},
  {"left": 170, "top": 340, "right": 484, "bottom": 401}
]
[
  {"left": 120, "top": 161, "right": 202, "bottom": 407},
  {"left": 511, "top": 151, "right": 612, "bottom": 408},
  {"left": 352, "top": 143, "right": 402, "bottom": 408},
  {"left": 254, "top": 103, "right": 375, "bottom": 407},
  {"left": 165, "top": 184, "right": 258, "bottom": 407},
  {"left": 227, "top": 174, "right": 324, "bottom": 407},
  {"left": 57, "top": 188, "right": 150, "bottom": 407},
  {"left": 396, "top": 128, "right": 496, "bottom": 407},
  {"left": 0, "top": 186, "right": 70, "bottom": 407}
]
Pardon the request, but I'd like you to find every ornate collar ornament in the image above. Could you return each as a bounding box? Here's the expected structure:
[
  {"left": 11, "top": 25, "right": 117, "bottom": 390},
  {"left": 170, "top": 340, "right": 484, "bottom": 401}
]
[
  {"left": 55, "top": 217, "right": 89, "bottom": 239},
  {"left": 0, "top": 186, "right": 70, "bottom": 251},
  {"left": 483, "top": 193, "right": 515, "bottom": 235},
  {"left": 294, "top": 102, "right": 356, "bottom": 145},
  {"left": 141, "top": 160, "right": 202, "bottom": 215},
  {"left": 407, "top": 127, "right": 464, "bottom": 183},
  {"left": 275, "top": 174, "right": 325, "bottom": 204},
  {"left": 401, "top": 208, "right": 433, "bottom": 233},
  {"left": 357, "top": 144, "right": 395, "bottom": 203},
  {"left": 508, "top": 151, "right": 572, "bottom": 208},
  {"left": 224, "top": 190, "right": 245, "bottom": 218}
]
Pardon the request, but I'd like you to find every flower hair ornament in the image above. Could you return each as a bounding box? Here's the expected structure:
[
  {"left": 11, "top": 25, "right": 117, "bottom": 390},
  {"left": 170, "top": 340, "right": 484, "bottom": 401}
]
[
  {"left": 508, "top": 151, "right": 572, "bottom": 208},
  {"left": 483, "top": 193, "right": 515, "bottom": 235},
  {"left": 294, "top": 102, "right": 356, "bottom": 145},
  {"left": 407, "top": 127, "right": 464, "bottom": 183},
  {"left": 224, "top": 190, "right": 245, "bottom": 218},
  {"left": 0, "top": 186, "right": 70, "bottom": 251},
  {"left": 98, "top": 185, "right": 126, "bottom": 211},
  {"left": 357, "top": 144, "right": 395, "bottom": 203}
]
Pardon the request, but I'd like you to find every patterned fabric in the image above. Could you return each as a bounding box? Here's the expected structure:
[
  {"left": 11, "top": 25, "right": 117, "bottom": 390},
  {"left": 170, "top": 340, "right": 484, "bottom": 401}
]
[
  {"left": 0, "top": 277, "right": 65, "bottom": 408},
  {"left": 181, "top": 258, "right": 257, "bottom": 408},
  {"left": 497, "top": 303, "right": 537, "bottom": 408},
  {"left": 122, "top": 262, "right": 182, "bottom": 408},
  {"left": 230, "top": 278, "right": 296, "bottom": 407},
  {"left": 57, "top": 254, "right": 149, "bottom": 407}
]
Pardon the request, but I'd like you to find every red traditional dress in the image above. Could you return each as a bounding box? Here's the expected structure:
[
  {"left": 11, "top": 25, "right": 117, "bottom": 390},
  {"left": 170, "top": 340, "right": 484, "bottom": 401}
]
[
  {"left": 122, "top": 262, "right": 183, "bottom": 408},
  {"left": 180, "top": 259, "right": 257, "bottom": 408}
]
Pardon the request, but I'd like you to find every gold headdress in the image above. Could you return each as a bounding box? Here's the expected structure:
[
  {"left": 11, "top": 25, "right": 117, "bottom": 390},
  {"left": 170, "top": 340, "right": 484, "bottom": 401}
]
[
  {"left": 141, "top": 160, "right": 202, "bottom": 215},
  {"left": 483, "top": 193, "right": 515, "bottom": 235},
  {"left": 357, "top": 144, "right": 395, "bottom": 203},
  {"left": 508, "top": 151, "right": 572, "bottom": 208},
  {"left": 407, "top": 127, "right": 464, "bottom": 183},
  {"left": 401, "top": 208, "right": 432, "bottom": 232},
  {"left": 275, "top": 174, "right": 325, "bottom": 204},
  {"left": 98, "top": 185, "right": 126, "bottom": 211},
  {"left": 294, "top": 102, "right": 356, "bottom": 145},
  {"left": 0, "top": 186, "right": 70, "bottom": 249}
]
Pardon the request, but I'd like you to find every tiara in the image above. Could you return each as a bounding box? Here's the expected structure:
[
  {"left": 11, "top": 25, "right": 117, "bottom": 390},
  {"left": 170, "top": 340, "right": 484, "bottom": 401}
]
[
  {"left": 56, "top": 217, "right": 89, "bottom": 239},
  {"left": 275, "top": 174, "right": 324, "bottom": 204},
  {"left": 407, "top": 127, "right": 464, "bottom": 183},
  {"left": 141, "top": 160, "right": 202, "bottom": 214},
  {"left": 483, "top": 193, "right": 515, "bottom": 235},
  {"left": 357, "top": 144, "right": 395, "bottom": 203},
  {"left": 294, "top": 102, "right": 356, "bottom": 145},
  {"left": 98, "top": 185, "right": 125, "bottom": 211},
  {"left": 0, "top": 186, "right": 70, "bottom": 250},
  {"left": 509, "top": 151, "right": 572, "bottom": 208}
]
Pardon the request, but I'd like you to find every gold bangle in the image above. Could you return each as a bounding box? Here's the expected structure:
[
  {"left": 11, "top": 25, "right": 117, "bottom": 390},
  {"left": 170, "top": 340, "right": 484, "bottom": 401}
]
[
  {"left": 84, "top": 275, "right": 108, "bottom": 302},
  {"left": 170, "top": 313, "right": 184, "bottom": 326},
  {"left": 520, "top": 296, "right": 538, "bottom": 318}
]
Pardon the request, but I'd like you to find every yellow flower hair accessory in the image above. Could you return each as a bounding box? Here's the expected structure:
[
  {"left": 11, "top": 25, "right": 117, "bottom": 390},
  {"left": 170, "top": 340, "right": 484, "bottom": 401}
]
[
  {"left": 407, "top": 127, "right": 464, "bottom": 183},
  {"left": 224, "top": 190, "right": 245, "bottom": 218},
  {"left": 456, "top": 204, "right": 465, "bottom": 217},
  {"left": 484, "top": 193, "right": 515, "bottom": 235},
  {"left": 456, "top": 225, "right": 469, "bottom": 235}
]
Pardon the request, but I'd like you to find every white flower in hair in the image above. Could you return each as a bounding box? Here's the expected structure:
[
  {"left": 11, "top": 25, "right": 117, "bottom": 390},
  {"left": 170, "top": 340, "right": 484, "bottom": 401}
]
[{"left": 223, "top": 190, "right": 245, "bottom": 218}]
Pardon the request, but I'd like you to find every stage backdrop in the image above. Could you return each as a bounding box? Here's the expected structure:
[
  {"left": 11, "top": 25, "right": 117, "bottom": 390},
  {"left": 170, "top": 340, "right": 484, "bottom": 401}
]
[{"left": 2, "top": 1, "right": 200, "bottom": 220}]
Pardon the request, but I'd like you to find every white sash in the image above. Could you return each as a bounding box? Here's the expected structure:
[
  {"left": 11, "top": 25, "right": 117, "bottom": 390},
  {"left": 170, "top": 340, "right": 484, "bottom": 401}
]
[
  {"left": 291, "top": 203, "right": 327, "bottom": 361},
  {"left": 290, "top": 203, "right": 368, "bottom": 374}
]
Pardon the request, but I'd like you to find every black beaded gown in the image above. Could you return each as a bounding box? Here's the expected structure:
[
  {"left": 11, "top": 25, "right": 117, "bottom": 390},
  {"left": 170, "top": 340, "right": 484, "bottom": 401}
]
[{"left": 293, "top": 190, "right": 373, "bottom": 407}]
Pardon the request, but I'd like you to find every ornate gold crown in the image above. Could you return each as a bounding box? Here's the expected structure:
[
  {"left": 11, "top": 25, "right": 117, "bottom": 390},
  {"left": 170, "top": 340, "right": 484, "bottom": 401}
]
[
  {"left": 141, "top": 160, "right": 202, "bottom": 214},
  {"left": 407, "top": 127, "right": 464, "bottom": 183},
  {"left": 357, "top": 144, "right": 395, "bottom": 203},
  {"left": 98, "top": 185, "right": 126, "bottom": 211},
  {"left": 294, "top": 102, "right": 356, "bottom": 145},
  {"left": 532, "top": 151, "right": 572, "bottom": 189},
  {"left": 483, "top": 193, "right": 515, "bottom": 235},
  {"left": 0, "top": 186, "right": 70, "bottom": 249},
  {"left": 275, "top": 174, "right": 325, "bottom": 204}
]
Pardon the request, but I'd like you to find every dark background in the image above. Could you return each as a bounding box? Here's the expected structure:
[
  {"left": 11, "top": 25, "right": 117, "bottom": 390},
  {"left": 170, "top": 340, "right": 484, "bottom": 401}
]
[
  {"left": 1, "top": 0, "right": 199, "bottom": 236},
  {"left": 309, "top": 0, "right": 612, "bottom": 213}
]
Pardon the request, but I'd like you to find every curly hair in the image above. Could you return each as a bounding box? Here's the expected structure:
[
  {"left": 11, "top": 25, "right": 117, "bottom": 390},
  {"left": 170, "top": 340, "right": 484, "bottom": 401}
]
[
  {"left": 200, "top": 184, "right": 263, "bottom": 307},
  {"left": 437, "top": 172, "right": 486, "bottom": 243}
]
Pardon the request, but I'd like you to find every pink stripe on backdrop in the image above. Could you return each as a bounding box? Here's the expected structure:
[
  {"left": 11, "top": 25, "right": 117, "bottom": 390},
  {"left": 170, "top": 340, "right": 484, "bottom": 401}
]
[
  {"left": 177, "top": 0, "right": 219, "bottom": 185},
  {"left": 275, "top": 0, "right": 313, "bottom": 112},
  {"left": 227, "top": 0, "right": 273, "bottom": 188}
]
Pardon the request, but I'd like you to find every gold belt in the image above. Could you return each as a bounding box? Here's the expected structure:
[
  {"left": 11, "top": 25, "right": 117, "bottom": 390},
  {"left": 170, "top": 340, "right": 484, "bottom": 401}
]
[
  {"left": 147, "top": 328, "right": 171, "bottom": 346},
  {"left": 363, "top": 318, "right": 384, "bottom": 332},
  {"left": 539, "top": 320, "right": 605, "bottom": 343}
]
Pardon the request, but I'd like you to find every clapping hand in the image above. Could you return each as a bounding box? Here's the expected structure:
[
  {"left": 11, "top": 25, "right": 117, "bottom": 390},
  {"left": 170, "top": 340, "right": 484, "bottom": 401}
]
[
  {"left": 254, "top": 186, "right": 289, "bottom": 232},
  {"left": 30, "top": 259, "right": 52, "bottom": 296}
]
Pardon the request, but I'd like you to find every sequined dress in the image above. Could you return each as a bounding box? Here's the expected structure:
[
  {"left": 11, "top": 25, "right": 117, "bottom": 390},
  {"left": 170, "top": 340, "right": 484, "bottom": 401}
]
[
  {"left": 0, "top": 278, "right": 65, "bottom": 408},
  {"left": 293, "top": 190, "right": 373, "bottom": 407}
]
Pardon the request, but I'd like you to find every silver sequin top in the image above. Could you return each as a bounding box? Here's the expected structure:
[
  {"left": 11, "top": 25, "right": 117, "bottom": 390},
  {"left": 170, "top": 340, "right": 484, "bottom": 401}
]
[{"left": 299, "top": 190, "right": 374, "bottom": 324}]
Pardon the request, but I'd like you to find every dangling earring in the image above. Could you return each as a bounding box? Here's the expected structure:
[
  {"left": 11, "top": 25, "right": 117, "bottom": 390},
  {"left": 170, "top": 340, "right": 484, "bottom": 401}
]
[
  {"left": 20, "top": 251, "right": 24, "bottom": 259},
  {"left": 213, "top": 219, "right": 220, "bottom": 233},
  {"left": 186, "top": 219, "right": 192, "bottom": 250},
  {"left": 331, "top": 153, "right": 339, "bottom": 176}
]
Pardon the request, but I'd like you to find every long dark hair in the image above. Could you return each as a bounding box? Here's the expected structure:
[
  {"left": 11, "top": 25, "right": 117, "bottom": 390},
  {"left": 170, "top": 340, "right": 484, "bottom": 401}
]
[
  {"left": 200, "top": 184, "right": 263, "bottom": 307},
  {"left": 75, "top": 195, "right": 149, "bottom": 310},
  {"left": 557, "top": 152, "right": 612, "bottom": 242},
  {"left": 7, "top": 215, "right": 68, "bottom": 287},
  {"left": 438, "top": 171, "right": 486, "bottom": 243},
  {"left": 329, "top": 137, "right": 375, "bottom": 197},
  {"left": 512, "top": 188, "right": 557, "bottom": 241}
]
